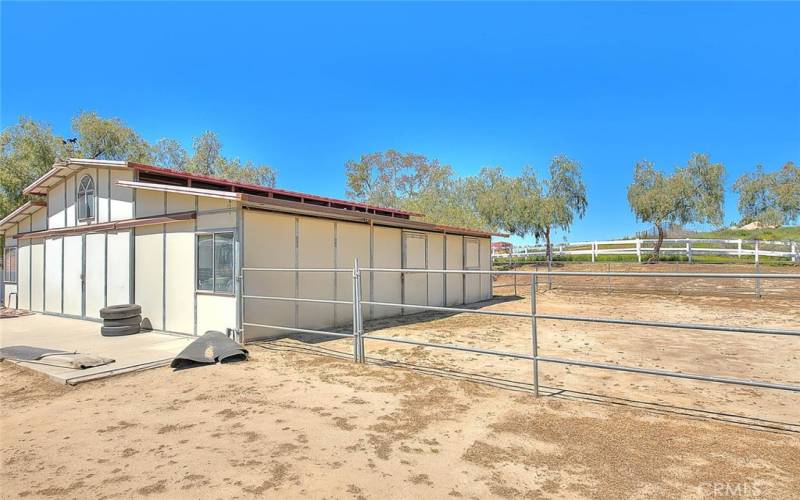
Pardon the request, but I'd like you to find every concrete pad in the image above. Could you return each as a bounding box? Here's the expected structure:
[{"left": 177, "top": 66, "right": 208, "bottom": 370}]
[{"left": 0, "top": 313, "right": 195, "bottom": 384}]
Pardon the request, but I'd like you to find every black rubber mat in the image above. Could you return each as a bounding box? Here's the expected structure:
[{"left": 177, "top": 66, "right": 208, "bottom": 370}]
[
  {"left": 170, "top": 331, "right": 248, "bottom": 369},
  {"left": 0, "top": 345, "right": 72, "bottom": 361}
]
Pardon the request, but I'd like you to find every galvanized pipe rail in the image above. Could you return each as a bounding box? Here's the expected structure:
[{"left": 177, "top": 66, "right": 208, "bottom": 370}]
[{"left": 241, "top": 264, "right": 800, "bottom": 397}]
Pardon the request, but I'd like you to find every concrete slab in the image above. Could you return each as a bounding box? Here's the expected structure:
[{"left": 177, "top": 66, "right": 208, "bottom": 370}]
[{"left": 0, "top": 313, "right": 195, "bottom": 384}]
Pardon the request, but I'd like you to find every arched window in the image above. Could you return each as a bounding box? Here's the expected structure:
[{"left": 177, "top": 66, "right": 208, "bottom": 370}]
[{"left": 78, "top": 175, "right": 95, "bottom": 221}]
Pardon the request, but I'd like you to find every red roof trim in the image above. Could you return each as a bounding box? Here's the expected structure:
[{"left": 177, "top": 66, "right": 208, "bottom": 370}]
[{"left": 128, "top": 162, "right": 422, "bottom": 218}]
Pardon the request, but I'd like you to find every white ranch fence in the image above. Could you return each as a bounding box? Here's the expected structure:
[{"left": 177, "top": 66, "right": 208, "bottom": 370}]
[{"left": 494, "top": 238, "right": 800, "bottom": 264}]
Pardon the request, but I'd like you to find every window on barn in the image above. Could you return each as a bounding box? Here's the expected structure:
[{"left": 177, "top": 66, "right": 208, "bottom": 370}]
[
  {"left": 3, "top": 247, "right": 17, "bottom": 283},
  {"left": 196, "top": 232, "right": 234, "bottom": 294},
  {"left": 77, "top": 175, "right": 95, "bottom": 221}
]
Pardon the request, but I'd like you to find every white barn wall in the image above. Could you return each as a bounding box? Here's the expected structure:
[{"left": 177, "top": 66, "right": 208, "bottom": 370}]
[
  {"left": 31, "top": 207, "right": 46, "bottom": 232},
  {"left": 464, "top": 237, "right": 481, "bottom": 303},
  {"left": 243, "top": 210, "right": 296, "bottom": 340},
  {"left": 62, "top": 235, "right": 83, "bottom": 316},
  {"left": 480, "top": 238, "right": 491, "bottom": 300},
  {"left": 427, "top": 233, "right": 444, "bottom": 307},
  {"left": 65, "top": 176, "right": 76, "bottom": 225},
  {"left": 2, "top": 226, "right": 17, "bottom": 306},
  {"left": 335, "top": 221, "right": 371, "bottom": 325},
  {"left": 47, "top": 182, "right": 66, "bottom": 229},
  {"left": 110, "top": 170, "right": 134, "bottom": 221},
  {"left": 297, "top": 218, "right": 336, "bottom": 329},
  {"left": 371, "top": 226, "right": 402, "bottom": 319},
  {"left": 97, "top": 169, "right": 110, "bottom": 223},
  {"left": 17, "top": 240, "right": 30, "bottom": 309},
  {"left": 44, "top": 237, "right": 62, "bottom": 313},
  {"left": 135, "top": 224, "right": 164, "bottom": 330},
  {"left": 30, "top": 240, "right": 44, "bottom": 312},
  {"left": 445, "top": 235, "right": 464, "bottom": 306},
  {"left": 85, "top": 233, "right": 106, "bottom": 319},
  {"left": 402, "top": 231, "right": 428, "bottom": 312},
  {"left": 106, "top": 230, "right": 131, "bottom": 307},
  {"left": 164, "top": 220, "right": 194, "bottom": 333},
  {"left": 197, "top": 294, "right": 236, "bottom": 335}
]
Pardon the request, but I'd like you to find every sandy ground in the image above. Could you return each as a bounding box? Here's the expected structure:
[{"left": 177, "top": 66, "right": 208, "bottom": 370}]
[{"left": 1, "top": 263, "right": 799, "bottom": 499}]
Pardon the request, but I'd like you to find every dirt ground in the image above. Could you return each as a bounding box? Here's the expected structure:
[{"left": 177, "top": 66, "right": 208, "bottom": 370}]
[{"left": 1, "top": 263, "right": 799, "bottom": 499}]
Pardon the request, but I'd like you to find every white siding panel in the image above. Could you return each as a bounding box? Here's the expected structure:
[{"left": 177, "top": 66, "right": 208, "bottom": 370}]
[
  {"left": 135, "top": 189, "right": 165, "bottom": 218},
  {"left": 135, "top": 225, "right": 164, "bottom": 330},
  {"left": 167, "top": 193, "right": 195, "bottom": 213},
  {"left": 335, "top": 222, "right": 370, "bottom": 325},
  {"left": 402, "top": 232, "right": 427, "bottom": 311},
  {"left": 106, "top": 230, "right": 131, "bottom": 306},
  {"left": 48, "top": 182, "right": 66, "bottom": 229},
  {"left": 85, "top": 233, "right": 106, "bottom": 319},
  {"left": 30, "top": 240, "right": 44, "bottom": 312},
  {"left": 243, "top": 211, "right": 296, "bottom": 340},
  {"left": 110, "top": 170, "right": 134, "bottom": 221},
  {"left": 446, "top": 235, "right": 463, "bottom": 306},
  {"left": 164, "top": 221, "right": 194, "bottom": 334},
  {"left": 371, "top": 226, "right": 402, "bottom": 319},
  {"left": 65, "top": 175, "right": 76, "bottom": 226},
  {"left": 97, "top": 169, "right": 110, "bottom": 223},
  {"left": 197, "top": 294, "right": 236, "bottom": 335},
  {"left": 17, "top": 240, "right": 30, "bottom": 310},
  {"left": 480, "top": 238, "right": 492, "bottom": 300},
  {"left": 297, "top": 218, "right": 335, "bottom": 329},
  {"left": 197, "top": 198, "right": 236, "bottom": 230},
  {"left": 464, "top": 237, "right": 481, "bottom": 303},
  {"left": 44, "top": 237, "right": 62, "bottom": 313},
  {"left": 62, "top": 235, "right": 83, "bottom": 316},
  {"left": 427, "top": 234, "right": 444, "bottom": 307},
  {"left": 31, "top": 208, "right": 47, "bottom": 232}
]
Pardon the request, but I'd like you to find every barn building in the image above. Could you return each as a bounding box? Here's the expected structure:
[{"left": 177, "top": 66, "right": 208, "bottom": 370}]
[{"left": 1, "top": 159, "right": 495, "bottom": 341}]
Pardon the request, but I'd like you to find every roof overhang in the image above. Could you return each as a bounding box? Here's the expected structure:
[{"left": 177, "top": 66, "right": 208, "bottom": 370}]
[
  {"left": 0, "top": 201, "right": 48, "bottom": 234},
  {"left": 24, "top": 158, "right": 128, "bottom": 196},
  {"left": 15, "top": 211, "right": 196, "bottom": 240}
]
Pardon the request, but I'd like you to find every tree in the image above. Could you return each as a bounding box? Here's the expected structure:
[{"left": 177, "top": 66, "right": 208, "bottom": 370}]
[
  {"left": 345, "top": 150, "right": 453, "bottom": 209},
  {"left": 186, "top": 131, "right": 276, "bottom": 187},
  {"left": 530, "top": 156, "right": 588, "bottom": 262},
  {"left": 153, "top": 138, "right": 188, "bottom": 171},
  {"left": 627, "top": 153, "right": 725, "bottom": 262},
  {"left": 71, "top": 111, "right": 154, "bottom": 162},
  {"left": 0, "top": 117, "right": 63, "bottom": 219},
  {"left": 734, "top": 161, "right": 799, "bottom": 226}
]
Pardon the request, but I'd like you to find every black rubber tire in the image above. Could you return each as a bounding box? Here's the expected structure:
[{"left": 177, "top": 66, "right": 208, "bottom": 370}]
[
  {"left": 103, "top": 315, "right": 142, "bottom": 327},
  {"left": 101, "top": 324, "right": 141, "bottom": 337},
  {"left": 100, "top": 304, "right": 141, "bottom": 320}
]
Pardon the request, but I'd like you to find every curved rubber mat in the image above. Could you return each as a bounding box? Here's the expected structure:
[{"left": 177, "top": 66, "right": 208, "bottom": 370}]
[{"left": 170, "top": 331, "right": 248, "bottom": 369}]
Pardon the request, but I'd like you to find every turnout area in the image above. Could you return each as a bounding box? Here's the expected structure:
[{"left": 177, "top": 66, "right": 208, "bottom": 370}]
[{"left": 1, "top": 263, "right": 799, "bottom": 498}]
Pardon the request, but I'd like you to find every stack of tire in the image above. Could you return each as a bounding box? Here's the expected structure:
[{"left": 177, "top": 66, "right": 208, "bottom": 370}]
[{"left": 100, "top": 304, "right": 142, "bottom": 337}]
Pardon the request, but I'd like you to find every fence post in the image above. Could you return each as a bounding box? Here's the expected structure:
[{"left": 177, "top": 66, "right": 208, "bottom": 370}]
[
  {"left": 591, "top": 241, "right": 596, "bottom": 263},
  {"left": 755, "top": 261, "right": 762, "bottom": 299},
  {"left": 636, "top": 239, "right": 642, "bottom": 263},
  {"left": 737, "top": 239, "right": 743, "bottom": 258},
  {"left": 793, "top": 241, "right": 798, "bottom": 263},
  {"left": 754, "top": 240, "right": 760, "bottom": 265},
  {"left": 530, "top": 274, "right": 539, "bottom": 397},
  {"left": 687, "top": 240, "right": 692, "bottom": 264},
  {"left": 352, "top": 258, "right": 362, "bottom": 363}
]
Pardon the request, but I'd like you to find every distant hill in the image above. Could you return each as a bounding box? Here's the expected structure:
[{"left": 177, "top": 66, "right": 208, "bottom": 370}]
[{"left": 692, "top": 226, "right": 799, "bottom": 241}]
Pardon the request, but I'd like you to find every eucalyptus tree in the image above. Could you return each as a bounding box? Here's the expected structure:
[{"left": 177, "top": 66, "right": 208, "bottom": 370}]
[
  {"left": 627, "top": 153, "right": 725, "bottom": 262},
  {"left": 734, "top": 161, "right": 799, "bottom": 226}
]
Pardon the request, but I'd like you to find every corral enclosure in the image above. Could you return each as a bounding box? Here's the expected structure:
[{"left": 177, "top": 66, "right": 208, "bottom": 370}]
[{"left": 263, "top": 261, "right": 800, "bottom": 425}]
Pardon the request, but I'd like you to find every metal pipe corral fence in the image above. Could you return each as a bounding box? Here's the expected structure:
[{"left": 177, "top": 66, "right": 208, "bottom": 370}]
[{"left": 241, "top": 264, "right": 800, "bottom": 397}]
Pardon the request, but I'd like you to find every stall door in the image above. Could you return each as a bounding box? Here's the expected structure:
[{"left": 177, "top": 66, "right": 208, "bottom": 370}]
[{"left": 402, "top": 232, "right": 428, "bottom": 313}]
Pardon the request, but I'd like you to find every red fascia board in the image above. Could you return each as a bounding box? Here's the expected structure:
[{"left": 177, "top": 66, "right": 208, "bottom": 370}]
[{"left": 129, "top": 162, "right": 422, "bottom": 218}]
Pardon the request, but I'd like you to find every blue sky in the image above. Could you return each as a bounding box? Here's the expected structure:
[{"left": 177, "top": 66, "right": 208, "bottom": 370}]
[{"left": 2, "top": 2, "right": 798, "bottom": 244}]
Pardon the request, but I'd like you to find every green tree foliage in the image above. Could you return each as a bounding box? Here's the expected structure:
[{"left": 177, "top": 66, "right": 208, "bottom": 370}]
[
  {"left": 733, "top": 161, "right": 799, "bottom": 226},
  {"left": 471, "top": 156, "right": 587, "bottom": 262},
  {"left": 0, "top": 118, "right": 63, "bottom": 218},
  {"left": 627, "top": 153, "right": 725, "bottom": 262},
  {"left": 71, "top": 111, "right": 154, "bottom": 162},
  {"left": 345, "top": 150, "right": 486, "bottom": 229},
  {"left": 0, "top": 114, "right": 278, "bottom": 222}
]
